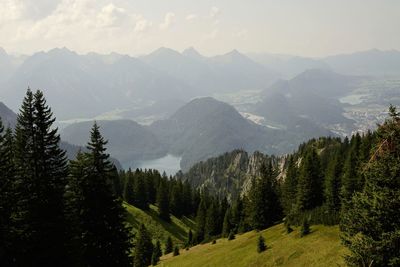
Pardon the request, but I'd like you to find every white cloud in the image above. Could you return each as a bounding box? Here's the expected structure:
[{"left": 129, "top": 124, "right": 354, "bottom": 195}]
[
  {"left": 134, "top": 17, "right": 152, "bottom": 33},
  {"left": 233, "top": 29, "right": 248, "bottom": 39},
  {"left": 185, "top": 14, "right": 198, "bottom": 21},
  {"left": 159, "top": 12, "right": 175, "bottom": 30},
  {"left": 96, "top": 3, "right": 126, "bottom": 27},
  {"left": 209, "top": 6, "right": 220, "bottom": 18},
  {"left": 0, "top": 0, "right": 25, "bottom": 22}
]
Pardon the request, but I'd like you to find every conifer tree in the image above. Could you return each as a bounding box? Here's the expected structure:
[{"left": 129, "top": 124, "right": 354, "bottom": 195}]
[
  {"left": 12, "top": 89, "right": 70, "bottom": 266},
  {"left": 324, "top": 151, "right": 342, "bottom": 211},
  {"left": 248, "top": 162, "right": 281, "bottom": 230},
  {"left": 205, "top": 202, "right": 219, "bottom": 239},
  {"left": 0, "top": 122, "right": 15, "bottom": 265},
  {"left": 300, "top": 218, "right": 310, "bottom": 237},
  {"left": 222, "top": 208, "right": 233, "bottom": 237},
  {"left": 170, "top": 181, "right": 183, "bottom": 217},
  {"left": 123, "top": 169, "right": 135, "bottom": 205},
  {"left": 151, "top": 240, "right": 162, "bottom": 265},
  {"left": 173, "top": 246, "right": 180, "bottom": 256},
  {"left": 157, "top": 179, "right": 170, "bottom": 221},
  {"left": 341, "top": 105, "right": 400, "bottom": 267},
  {"left": 227, "top": 231, "right": 235, "bottom": 240},
  {"left": 195, "top": 199, "right": 207, "bottom": 242},
  {"left": 133, "top": 224, "right": 154, "bottom": 267},
  {"left": 164, "top": 236, "right": 174, "bottom": 255},
  {"left": 296, "top": 149, "right": 323, "bottom": 212},
  {"left": 187, "top": 229, "right": 193, "bottom": 247},
  {"left": 257, "top": 235, "right": 266, "bottom": 253},
  {"left": 67, "top": 122, "right": 132, "bottom": 267},
  {"left": 134, "top": 170, "right": 148, "bottom": 210},
  {"left": 282, "top": 155, "right": 298, "bottom": 215}
]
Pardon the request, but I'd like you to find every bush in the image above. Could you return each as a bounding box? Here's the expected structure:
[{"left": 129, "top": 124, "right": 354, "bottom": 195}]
[
  {"left": 300, "top": 218, "right": 310, "bottom": 237},
  {"left": 173, "top": 246, "right": 180, "bottom": 256},
  {"left": 257, "top": 235, "right": 266, "bottom": 253},
  {"left": 228, "top": 231, "right": 235, "bottom": 240}
]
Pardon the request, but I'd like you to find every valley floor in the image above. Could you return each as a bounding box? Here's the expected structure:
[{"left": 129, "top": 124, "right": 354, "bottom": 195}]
[{"left": 159, "top": 223, "right": 347, "bottom": 267}]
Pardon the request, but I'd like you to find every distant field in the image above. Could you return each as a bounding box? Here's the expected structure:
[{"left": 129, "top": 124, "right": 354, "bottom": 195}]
[
  {"left": 159, "top": 224, "right": 347, "bottom": 267},
  {"left": 124, "top": 203, "right": 195, "bottom": 246}
]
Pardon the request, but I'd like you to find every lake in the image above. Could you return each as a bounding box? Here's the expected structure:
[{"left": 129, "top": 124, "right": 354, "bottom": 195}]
[{"left": 122, "top": 154, "right": 182, "bottom": 176}]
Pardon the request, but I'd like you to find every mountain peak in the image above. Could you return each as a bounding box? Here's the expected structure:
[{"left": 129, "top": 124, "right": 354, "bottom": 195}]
[{"left": 182, "top": 47, "right": 204, "bottom": 59}]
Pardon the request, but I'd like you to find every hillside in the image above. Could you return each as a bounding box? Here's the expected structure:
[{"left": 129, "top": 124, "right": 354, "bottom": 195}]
[
  {"left": 159, "top": 224, "right": 346, "bottom": 267},
  {"left": 124, "top": 203, "right": 194, "bottom": 247}
]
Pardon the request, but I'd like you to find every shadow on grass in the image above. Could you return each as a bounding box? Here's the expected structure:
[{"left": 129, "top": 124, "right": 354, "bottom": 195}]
[{"left": 144, "top": 208, "right": 188, "bottom": 241}]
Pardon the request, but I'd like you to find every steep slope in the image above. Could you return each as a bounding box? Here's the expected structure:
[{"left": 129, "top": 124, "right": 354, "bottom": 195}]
[
  {"left": 0, "top": 101, "right": 17, "bottom": 128},
  {"left": 159, "top": 223, "right": 346, "bottom": 267},
  {"left": 150, "top": 97, "right": 283, "bottom": 171},
  {"left": 61, "top": 119, "right": 167, "bottom": 166},
  {"left": 124, "top": 203, "right": 194, "bottom": 247}
]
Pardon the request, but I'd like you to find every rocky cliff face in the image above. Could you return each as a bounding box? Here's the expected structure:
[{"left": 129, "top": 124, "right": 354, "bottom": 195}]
[{"left": 179, "top": 149, "right": 283, "bottom": 201}]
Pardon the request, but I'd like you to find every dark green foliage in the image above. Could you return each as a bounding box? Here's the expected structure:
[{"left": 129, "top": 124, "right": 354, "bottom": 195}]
[
  {"left": 170, "top": 180, "right": 184, "bottom": 217},
  {"left": 296, "top": 148, "right": 323, "bottom": 212},
  {"left": 11, "top": 89, "right": 70, "bottom": 266},
  {"left": 195, "top": 199, "right": 207, "bottom": 242},
  {"left": 341, "top": 105, "right": 400, "bottom": 267},
  {"left": 227, "top": 231, "right": 235, "bottom": 240},
  {"left": 151, "top": 240, "right": 162, "bottom": 266},
  {"left": 157, "top": 179, "right": 170, "bottom": 221},
  {"left": 285, "top": 222, "right": 293, "bottom": 234},
  {"left": 247, "top": 162, "right": 282, "bottom": 230},
  {"left": 212, "top": 239, "right": 216, "bottom": 244},
  {"left": 257, "top": 235, "right": 266, "bottom": 253},
  {"left": 187, "top": 229, "right": 193, "bottom": 247},
  {"left": 67, "top": 123, "right": 132, "bottom": 267},
  {"left": 133, "top": 224, "right": 154, "bottom": 267},
  {"left": 134, "top": 170, "right": 148, "bottom": 210},
  {"left": 300, "top": 218, "right": 310, "bottom": 237},
  {"left": 205, "top": 202, "right": 219, "bottom": 239},
  {"left": 123, "top": 169, "right": 135, "bottom": 205},
  {"left": 164, "top": 236, "right": 174, "bottom": 255},
  {"left": 222, "top": 208, "right": 233, "bottom": 237},
  {"left": 173, "top": 246, "right": 180, "bottom": 256},
  {"left": 0, "top": 122, "right": 15, "bottom": 264},
  {"left": 281, "top": 155, "right": 298, "bottom": 215},
  {"left": 324, "top": 151, "right": 342, "bottom": 211}
]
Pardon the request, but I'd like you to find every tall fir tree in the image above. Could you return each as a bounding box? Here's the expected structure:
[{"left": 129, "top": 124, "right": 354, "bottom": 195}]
[
  {"left": 157, "top": 179, "right": 170, "bottom": 221},
  {"left": 341, "top": 105, "right": 400, "bottom": 267},
  {"left": 222, "top": 208, "right": 233, "bottom": 238},
  {"left": 134, "top": 170, "right": 148, "bottom": 210},
  {"left": 205, "top": 201, "right": 219, "bottom": 239},
  {"left": 123, "top": 169, "right": 135, "bottom": 205},
  {"left": 12, "top": 89, "right": 69, "bottom": 266},
  {"left": 195, "top": 199, "right": 207, "bottom": 242},
  {"left": 164, "top": 236, "right": 174, "bottom": 255},
  {"left": 67, "top": 122, "right": 132, "bottom": 267},
  {"left": 324, "top": 151, "right": 342, "bottom": 211},
  {"left": 0, "top": 122, "right": 15, "bottom": 265},
  {"left": 133, "top": 224, "right": 154, "bottom": 267},
  {"left": 282, "top": 155, "right": 298, "bottom": 215},
  {"left": 295, "top": 148, "right": 323, "bottom": 212}
]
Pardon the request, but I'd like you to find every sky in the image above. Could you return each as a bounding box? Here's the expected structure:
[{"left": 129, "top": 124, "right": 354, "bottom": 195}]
[{"left": 0, "top": 0, "right": 399, "bottom": 57}]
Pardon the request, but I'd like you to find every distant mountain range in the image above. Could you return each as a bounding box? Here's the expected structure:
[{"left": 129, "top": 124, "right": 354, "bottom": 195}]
[{"left": 2, "top": 47, "right": 399, "bottom": 121}]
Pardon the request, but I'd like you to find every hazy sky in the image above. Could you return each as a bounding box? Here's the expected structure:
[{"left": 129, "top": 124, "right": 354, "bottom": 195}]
[{"left": 1, "top": 0, "right": 399, "bottom": 57}]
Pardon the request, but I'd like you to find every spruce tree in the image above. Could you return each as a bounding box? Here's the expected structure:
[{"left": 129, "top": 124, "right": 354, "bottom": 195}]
[
  {"left": 195, "top": 199, "right": 207, "bottom": 242},
  {"left": 67, "top": 122, "right": 132, "bottom": 266},
  {"left": 300, "top": 218, "right": 310, "bottom": 237},
  {"left": 187, "top": 229, "right": 193, "bottom": 247},
  {"left": 164, "top": 236, "right": 174, "bottom": 255},
  {"left": 134, "top": 170, "right": 148, "bottom": 210},
  {"left": 296, "top": 149, "right": 323, "bottom": 212},
  {"left": 282, "top": 155, "right": 298, "bottom": 215},
  {"left": 151, "top": 240, "right": 162, "bottom": 265},
  {"left": 157, "top": 179, "right": 170, "bottom": 221},
  {"left": 257, "top": 235, "right": 266, "bottom": 253},
  {"left": 222, "top": 208, "right": 233, "bottom": 237},
  {"left": 227, "top": 231, "right": 235, "bottom": 240},
  {"left": 133, "top": 224, "right": 154, "bottom": 267},
  {"left": 0, "top": 122, "right": 15, "bottom": 265},
  {"left": 173, "top": 246, "right": 180, "bottom": 256},
  {"left": 341, "top": 105, "right": 400, "bottom": 267},
  {"left": 248, "top": 162, "right": 281, "bottom": 230},
  {"left": 123, "top": 169, "right": 135, "bottom": 205},
  {"left": 12, "top": 89, "right": 69, "bottom": 266},
  {"left": 205, "top": 202, "right": 219, "bottom": 239}
]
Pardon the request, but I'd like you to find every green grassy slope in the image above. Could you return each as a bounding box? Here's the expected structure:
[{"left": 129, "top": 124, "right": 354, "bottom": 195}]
[
  {"left": 159, "top": 223, "right": 347, "bottom": 267},
  {"left": 124, "top": 203, "right": 195, "bottom": 246}
]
